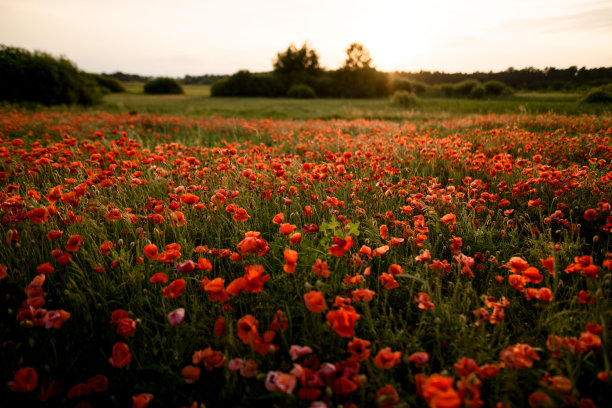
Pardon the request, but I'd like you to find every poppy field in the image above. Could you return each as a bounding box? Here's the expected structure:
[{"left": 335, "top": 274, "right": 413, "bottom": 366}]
[{"left": 0, "top": 108, "right": 611, "bottom": 407}]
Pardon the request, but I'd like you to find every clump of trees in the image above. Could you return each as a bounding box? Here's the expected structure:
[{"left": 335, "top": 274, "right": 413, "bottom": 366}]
[
  {"left": 143, "top": 77, "right": 184, "bottom": 95},
  {"left": 211, "top": 42, "right": 390, "bottom": 98},
  {"left": 0, "top": 45, "right": 124, "bottom": 106}
]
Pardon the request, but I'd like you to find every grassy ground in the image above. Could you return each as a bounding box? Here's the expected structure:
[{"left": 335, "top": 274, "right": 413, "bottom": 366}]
[{"left": 101, "top": 86, "right": 610, "bottom": 120}]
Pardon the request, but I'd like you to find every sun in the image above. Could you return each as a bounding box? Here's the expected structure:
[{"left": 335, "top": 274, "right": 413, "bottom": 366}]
[{"left": 356, "top": 2, "right": 432, "bottom": 71}]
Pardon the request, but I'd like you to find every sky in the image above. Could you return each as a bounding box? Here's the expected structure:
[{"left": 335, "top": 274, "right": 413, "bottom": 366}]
[{"left": 1, "top": 0, "right": 611, "bottom": 77}]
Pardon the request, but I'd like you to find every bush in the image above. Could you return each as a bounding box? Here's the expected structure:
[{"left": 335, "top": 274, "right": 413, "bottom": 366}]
[
  {"left": 453, "top": 80, "right": 480, "bottom": 97},
  {"left": 484, "top": 80, "right": 512, "bottom": 96},
  {"left": 391, "top": 78, "right": 414, "bottom": 93},
  {"left": 143, "top": 77, "right": 184, "bottom": 94},
  {"left": 88, "top": 74, "right": 125, "bottom": 93},
  {"left": 390, "top": 90, "right": 418, "bottom": 108},
  {"left": 470, "top": 84, "right": 486, "bottom": 99},
  {"left": 441, "top": 83, "right": 454, "bottom": 97},
  {"left": 287, "top": 84, "right": 316, "bottom": 99},
  {"left": 210, "top": 71, "right": 285, "bottom": 97},
  {"left": 0, "top": 45, "right": 101, "bottom": 106},
  {"left": 580, "top": 84, "right": 612, "bottom": 104}
]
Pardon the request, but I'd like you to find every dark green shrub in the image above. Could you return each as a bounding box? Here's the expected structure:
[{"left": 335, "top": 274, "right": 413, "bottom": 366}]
[
  {"left": 143, "top": 77, "right": 184, "bottom": 94},
  {"left": 470, "top": 84, "right": 486, "bottom": 99},
  {"left": 580, "top": 84, "right": 612, "bottom": 103},
  {"left": 88, "top": 74, "right": 125, "bottom": 93},
  {"left": 210, "top": 71, "right": 284, "bottom": 97},
  {"left": 411, "top": 80, "right": 428, "bottom": 95},
  {"left": 441, "top": 83, "right": 454, "bottom": 97},
  {"left": 0, "top": 45, "right": 101, "bottom": 105},
  {"left": 484, "top": 80, "right": 512, "bottom": 96},
  {"left": 287, "top": 84, "right": 316, "bottom": 98},
  {"left": 453, "top": 79, "right": 480, "bottom": 97},
  {"left": 390, "top": 90, "right": 417, "bottom": 108},
  {"left": 391, "top": 78, "right": 414, "bottom": 93}
]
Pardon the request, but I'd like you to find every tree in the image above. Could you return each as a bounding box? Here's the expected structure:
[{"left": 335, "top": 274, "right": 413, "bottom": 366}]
[
  {"left": 273, "top": 43, "right": 321, "bottom": 89},
  {"left": 273, "top": 43, "right": 321, "bottom": 76},
  {"left": 343, "top": 43, "right": 373, "bottom": 71}
]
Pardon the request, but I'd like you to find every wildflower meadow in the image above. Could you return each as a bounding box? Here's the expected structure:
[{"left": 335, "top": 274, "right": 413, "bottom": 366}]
[{"left": 0, "top": 109, "right": 610, "bottom": 407}]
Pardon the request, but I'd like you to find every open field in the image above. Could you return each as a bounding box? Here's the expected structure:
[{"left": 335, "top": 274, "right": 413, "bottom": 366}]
[
  {"left": 99, "top": 85, "right": 610, "bottom": 120},
  {"left": 0, "top": 101, "right": 611, "bottom": 408}
]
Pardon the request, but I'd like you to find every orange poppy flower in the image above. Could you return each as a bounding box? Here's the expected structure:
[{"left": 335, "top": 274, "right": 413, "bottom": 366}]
[
  {"left": 0, "top": 264, "right": 7, "bottom": 280},
  {"left": 232, "top": 208, "right": 250, "bottom": 222},
  {"left": 283, "top": 249, "right": 298, "bottom": 273},
  {"left": 181, "top": 365, "right": 201, "bottom": 384},
  {"left": 279, "top": 223, "right": 297, "bottom": 235},
  {"left": 415, "top": 292, "right": 435, "bottom": 309},
  {"left": 104, "top": 208, "right": 122, "bottom": 222},
  {"left": 180, "top": 193, "right": 200, "bottom": 204},
  {"left": 499, "top": 343, "right": 540, "bottom": 369},
  {"left": 304, "top": 291, "right": 327, "bottom": 313},
  {"left": 99, "top": 240, "right": 116, "bottom": 255},
  {"left": 197, "top": 257, "right": 213, "bottom": 271},
  {"left": 149, "top": 273, "right": 168, "bottom": 284},
  {"left": 162, "top": 278, "right": 186, "bottom": 299},
  {"left": 143, "top": 244, "right": 158, "bottom": 260},
  {"left": 272, "top": 213, "right": 285, "bottom": 224},
  {"left": 329, "top": 236, "right": 353, "bottom": 257},
  {"left": 289, "top": 232, "right": 302, "bottom": 245},
  {"left": 388, "top": 264, "right": 403, "bottom": 275},
  {"left": 379, "top": 273, "right": 399, "bottom": 290},
  {"left": 326, "top": 305, "right": 360, "bottom": 338},
  {"left": 226, "top": 277, "right": 247, "bottom": 295},
  {"left": 236, "top": 314, "right": 260, "bottom": 345},
  {"left": 379, "top": 224, "right": 388, "bottom": 240},
  {"left": 132, "top": 393, "right": 154, "bottom": 408},
  {"left": 420, "top": 374, "right": 461, "bottom": 408},
  {"left": 36, "top": 262, "right": 54, "bottom": 275},
  {"left": 312, "top": 259, "right": 329, "bottom": 278},
  {"left": 244, "top": 264, "right": 269, "bottom": 293},
  {"left": 372, "top": 245, "right": 389, "bottom": 257},
  {"left": 204, "top": 277, "right": 229, "bottom": 303},
  {"left": 440, "top": 213, "right": 457, "bottom": 225},
  {"left": 45, "top": 185, "right": 62, "bottom": 204},
  {"left": 373, "top": 347, "right": 402, "bottom": 369}
]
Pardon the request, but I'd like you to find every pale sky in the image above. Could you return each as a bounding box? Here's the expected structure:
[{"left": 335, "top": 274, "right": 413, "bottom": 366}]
[{"left": 1, "top": 0, "right": 611, "bottom": 76}]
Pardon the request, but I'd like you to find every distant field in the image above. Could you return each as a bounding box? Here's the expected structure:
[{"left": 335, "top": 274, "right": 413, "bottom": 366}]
[{"left": 101, "top": 84, "right": 610, "bottom": 120}]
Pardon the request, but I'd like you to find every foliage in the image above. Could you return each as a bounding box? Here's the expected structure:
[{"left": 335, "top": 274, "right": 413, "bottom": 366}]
[
  {"left": 453, "top": 79, "right": 480, "bottom": 97},
  {"left": 273, "top": 43, "right": 321, "bottom": 88},
  {"left": 286, "top": 84, "right": 316, "bottom": 99},
  {"left": 470, "top": 83, "right": 486, "bottom": 99},
  {"left": 143, "top": 77, "right": 184, "bottom": 95},
  {"left": 210, "top": 71, "right": 284, "bottom": 97},
  {"left": 580, "top": 84, "right": 612, "bottom": 104},
  {"left": 390, "top": 90, "right": 418, "bottom": 107},
  {"left": 484, "top": 80, "right": 513, "bottom": 96},
  {"left": 86, "top": 73, "right": 126, "bottom": 94},
  {"left": 0, "top": 44, "right": 101, "bottom": 106}
]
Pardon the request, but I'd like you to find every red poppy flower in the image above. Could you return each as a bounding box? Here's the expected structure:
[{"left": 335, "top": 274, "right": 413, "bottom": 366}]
[
  {"left": 108, "top": 342, "right": 132, "bottom": 368},
  {"left": 7, "top": 367, "right": 38, "bottom": 392},
  {"left": 65, "top": 234, "right": 83, "bottom": 252}
]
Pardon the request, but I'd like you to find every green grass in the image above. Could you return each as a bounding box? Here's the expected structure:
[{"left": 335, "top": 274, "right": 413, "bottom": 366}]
[{"left": 101, "top": 86, "right": 611, "bottom": 120}]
